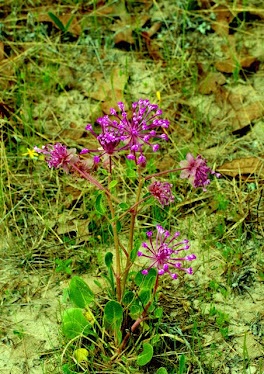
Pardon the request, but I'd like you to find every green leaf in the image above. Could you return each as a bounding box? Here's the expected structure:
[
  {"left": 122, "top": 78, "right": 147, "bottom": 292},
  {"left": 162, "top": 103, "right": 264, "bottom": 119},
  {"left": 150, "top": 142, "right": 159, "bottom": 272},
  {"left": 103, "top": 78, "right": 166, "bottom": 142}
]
[
  {"left": 62, "top": 364, "right": 78, "bottom": 374},
  {"left": 65, "top": 15, "right": 74, "bottom": 32},
  {"left": 109, "top": 180, "right": 118, "bottom": 189},
  {"left": 129, "top": 304, "right": 142, "bottom": 317},
  {"left": 151, "top": 333, "right": 160, "bottom": 345},
  {"left": 155, "top": 368, "right": 168, "bottom": 374},
  {"left": 62, "top": 308, "right": 93, "bottom": 339},
  {"left": 119, "top": 202, "right": 129, "bottom": 210},
  {"left": 135, "top": 268, "right": 157, "bottom": 289},
  {"left": 139, "top": 290, "right": 151, "bottom": 307},
  {"left": 122, "top": 291, "right": 134, "bottom": 305},
  {"left": 95, "top": 193, "right": 106, "bottom": 215},
  {"left": 104, "top": 300, "right": 123, "bottom": 330},
  {"left": 154, "top": 307, "right": 163, "bottom": 319},
  {"left": 179, "top": 354, "right": 186, "bottom": 374},
  {"left": 130, "top": 237, "right": 142, "bottom": 261},
  {"left": 137, "top": 343, "right": 153, "bottom": 366},
  {"left": 105, "top": 252, "right": 113, "bottom": 268},
  {"left": 48, "top": 12, "right": 66, "bottom": 32},
  {"left": 69, "top": 276, "right": 94, "bottom": 308}
]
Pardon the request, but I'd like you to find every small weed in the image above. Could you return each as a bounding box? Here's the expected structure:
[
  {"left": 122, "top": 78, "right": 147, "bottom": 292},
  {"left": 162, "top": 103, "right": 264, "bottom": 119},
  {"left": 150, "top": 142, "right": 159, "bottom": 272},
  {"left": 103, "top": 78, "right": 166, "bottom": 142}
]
[{"left": 55, "top": 258, "right": 73, "bottom": 275}]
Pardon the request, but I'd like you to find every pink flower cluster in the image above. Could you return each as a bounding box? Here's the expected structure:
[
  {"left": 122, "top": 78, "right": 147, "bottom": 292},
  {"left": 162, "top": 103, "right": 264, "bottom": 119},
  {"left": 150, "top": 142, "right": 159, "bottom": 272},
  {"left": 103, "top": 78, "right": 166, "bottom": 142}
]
[
  {"left": 81, "top": 99, "right": 169, "bottom": 165},
  {"left": 138, "top": 225, "right": 196, "bottom": 279},
  {"left": 34, "top": 143, "right": 92, "bottom": 175},
  {"left": 180, "top": 153, "right": 221, "bottom": 191},
  {"left": 148, "top": 181, "right": 175, "bottom": 207}
]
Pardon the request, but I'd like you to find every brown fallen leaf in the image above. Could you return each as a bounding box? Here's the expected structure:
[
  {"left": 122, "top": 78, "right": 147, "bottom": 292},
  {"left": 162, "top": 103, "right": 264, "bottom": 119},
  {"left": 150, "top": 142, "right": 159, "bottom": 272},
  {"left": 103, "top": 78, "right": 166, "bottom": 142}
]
[
  {"left": 199, "top": 72, "right": 226, "bottom": 94},
  {"left": 38, "top": 13, "right": 81, "bottom": 36},
  {"left": 141, "top": 31, "right": 163, "bottom": 62},
  {"left": 211, "top": 5, "right": 235, "bottom": 36},
  {"left": 85, "top": 68, "right": 129, "bottom": 113},
  {"left": 109, "top": 2, "right": 150, "bottom": 45},
  {"left": 231, "top": 101, "right": 264, "bottom": 131},
  {"left": 113, "top": 15, "right": 150, "bottom": 45},
  {"left": 215, "top": 55, "right": 260, "bottom": 74},
  {"left": 60, "top": 122, "right": 85, "bottom": 141},
  {"left": 217, "top": 157, "right": 264, "bottom": 178}
]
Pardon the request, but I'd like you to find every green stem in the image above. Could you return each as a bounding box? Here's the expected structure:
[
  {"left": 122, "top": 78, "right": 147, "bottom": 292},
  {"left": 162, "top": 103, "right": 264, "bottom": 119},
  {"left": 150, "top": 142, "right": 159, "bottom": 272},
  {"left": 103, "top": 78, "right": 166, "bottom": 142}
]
[{"left": 121, "top": 167, "right": 144, "bottom": 297}]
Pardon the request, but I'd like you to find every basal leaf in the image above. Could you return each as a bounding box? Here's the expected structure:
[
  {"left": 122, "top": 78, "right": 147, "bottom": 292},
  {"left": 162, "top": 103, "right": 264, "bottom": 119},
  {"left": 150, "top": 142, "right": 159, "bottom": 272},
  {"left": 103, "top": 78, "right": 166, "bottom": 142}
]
[
  {"left": 137, "top": 343, "right": 153, "bottom": 366},
  {"left": 62, "top": 308, "right": 94, "bottom": 339},
  {"left": 155, "top": 368, "right": 168, "bottom": 374},
  {"left": 69, "top": 276, "right": 94, "bottom": 309},
  {"left": 104, "top": 300, "right": 123, "bottom": 330}
]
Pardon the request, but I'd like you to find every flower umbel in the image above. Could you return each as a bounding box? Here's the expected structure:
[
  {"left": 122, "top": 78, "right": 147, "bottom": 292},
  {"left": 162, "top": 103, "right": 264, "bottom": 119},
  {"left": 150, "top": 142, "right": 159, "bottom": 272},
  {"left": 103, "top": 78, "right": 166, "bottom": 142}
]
[
  {"left": 34, "top": 143, "right": 79, "bottom": 173},
  {"left": 82, "top": 99, "right": 169, "bottom": 165},
  {"left": 138, "top": 225, "right": 196, "bottom": 279},
  {"left": 148, "top": 180, "right": 175, "bottom": 207},
  {"left": 80, "top": 123, "right": 124, "bottom": 164},
  {"left": 34, "top": 143, "right": 92, "bottom": 176},
  {"left": 180, "top": 153, "right": 221, "bottom": 191}
]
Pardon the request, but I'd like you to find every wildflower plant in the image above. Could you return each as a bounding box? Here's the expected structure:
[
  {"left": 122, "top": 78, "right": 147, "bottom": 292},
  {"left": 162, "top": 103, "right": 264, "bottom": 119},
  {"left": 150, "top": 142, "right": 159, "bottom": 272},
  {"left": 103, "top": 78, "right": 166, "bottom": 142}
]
[{"left": 34, "top": 98, "right": 220, "bottom": 371}]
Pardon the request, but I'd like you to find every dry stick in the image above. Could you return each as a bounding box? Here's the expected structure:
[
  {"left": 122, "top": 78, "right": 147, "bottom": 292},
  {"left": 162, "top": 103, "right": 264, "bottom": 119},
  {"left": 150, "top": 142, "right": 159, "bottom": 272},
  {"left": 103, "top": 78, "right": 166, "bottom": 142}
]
[
  {"left": 119, "top": 274, "right": 160, "bottom": 353},
  {"left": 121, "top": 167, "right": 144, "bottom": 297}
]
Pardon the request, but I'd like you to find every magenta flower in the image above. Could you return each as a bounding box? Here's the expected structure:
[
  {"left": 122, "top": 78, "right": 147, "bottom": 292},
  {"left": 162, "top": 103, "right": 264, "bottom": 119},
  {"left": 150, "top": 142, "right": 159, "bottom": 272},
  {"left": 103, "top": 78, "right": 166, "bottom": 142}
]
[
  {"left": 148, "top": 181, "right": 175, "bottom": 207},
  {"left": 180, "top": 153, "right": 221, "bottom": 191},
  {"left": 137, "top": 225, "right": 196, "bottom": 279},
  {"left": 80, "top": 123, "right": 125, "bottom": 164},
  {"left": 34, "top": 143, "right": 93, "bottom": 177},
  {"left": 34, "top": 143, "right": 79, "bottom": 173},
  {"left": 81, "top": 99, "right": 169, "bottom": 165}
]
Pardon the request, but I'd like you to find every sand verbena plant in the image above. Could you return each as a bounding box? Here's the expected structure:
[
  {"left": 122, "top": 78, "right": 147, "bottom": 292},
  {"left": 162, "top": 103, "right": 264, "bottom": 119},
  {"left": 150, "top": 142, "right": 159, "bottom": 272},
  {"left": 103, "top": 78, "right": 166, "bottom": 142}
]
[{"left": 34, "top": 98, "right": 220, "bottom": 371}]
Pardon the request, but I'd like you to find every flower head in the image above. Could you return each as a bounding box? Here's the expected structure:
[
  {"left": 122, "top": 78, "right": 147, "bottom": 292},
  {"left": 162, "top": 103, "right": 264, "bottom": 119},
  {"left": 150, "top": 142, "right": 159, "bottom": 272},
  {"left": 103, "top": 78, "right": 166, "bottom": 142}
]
[
  {"left": 148, "top": 180, "right": 175, "bottom": 207},
  {"left": 34, "top": 143, "right": 79, "bottom": 173},
  {"left": 138, "top": 225, "right": 196, "bottom": 279},
  {"left": 81, "top": 122, "right": 124, "bottom": 164},
  {"left": 82, "top": 99, "right": 169, "bottom": 165},
  {"left": 180, "top": 153, "right": 221, "bottom": 191}
]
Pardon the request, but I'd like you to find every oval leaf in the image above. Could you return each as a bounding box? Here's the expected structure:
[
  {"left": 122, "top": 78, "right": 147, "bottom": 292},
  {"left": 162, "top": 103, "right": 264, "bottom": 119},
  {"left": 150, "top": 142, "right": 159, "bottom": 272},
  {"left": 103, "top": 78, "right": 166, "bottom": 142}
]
[
  {"left": 104, "top": 300, "right": 123, "bottom": 325},
  {"left": 62, "top": 308, "right": 93, "bottom": 339},
  {"left": 74, "top": 348, "right": 88, "bottom": 362},
  {"left": 105, "top": 252, "right": 113, "bottom": 268},
  {"left": 137, "top": 343, "right": 153, "bottom": 366},
  {"left": 109, "top": 180, "right": 118, "bottom": 189},
  {"left": 69, "top": 276, "right": 94, "bottom": 308},
  {"left": 156, "top": 368, "right": 168, "bottom": 374},
  {"left": 95, "top": 193, "right": 106, "bottom": 215}
]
